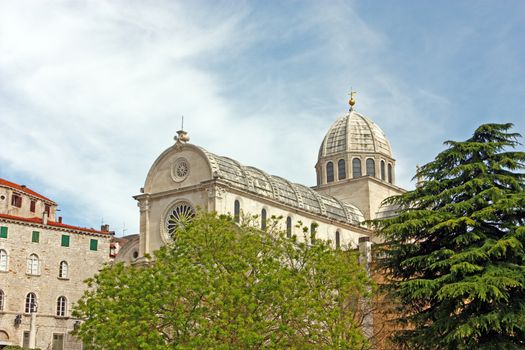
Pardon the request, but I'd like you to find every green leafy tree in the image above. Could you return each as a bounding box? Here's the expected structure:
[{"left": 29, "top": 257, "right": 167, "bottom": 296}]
[
  {"left": 373, "top": 123, "right": 525, "bottom": 349},
  {"left": 74, "top": 212, "right": 372, "bottom": 349}
]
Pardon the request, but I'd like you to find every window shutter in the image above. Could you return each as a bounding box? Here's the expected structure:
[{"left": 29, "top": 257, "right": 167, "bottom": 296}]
[
  {"left": 90, "top": 239, "right": 98, "bottom": 251},
  {"left": 61, "top": 235, "right": 70, "bottom": 247},
  {"left": 32, "top": 231, "right": 40, "bottom": 243},
  {"left": 0, "top": 227, "right": 7, "bottom": 239}
]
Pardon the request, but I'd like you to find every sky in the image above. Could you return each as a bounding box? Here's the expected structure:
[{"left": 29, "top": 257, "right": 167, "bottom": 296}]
[{"left": 1, "top": 0, "right": 524, "bottom": 235}]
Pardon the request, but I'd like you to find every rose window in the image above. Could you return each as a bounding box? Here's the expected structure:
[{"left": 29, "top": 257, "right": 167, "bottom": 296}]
[
  {"left": 171, "top": 158, "right": 190, "bottom": 182},
  {"left": 165, "top": 202, "right": 195, "bottom": 239}
]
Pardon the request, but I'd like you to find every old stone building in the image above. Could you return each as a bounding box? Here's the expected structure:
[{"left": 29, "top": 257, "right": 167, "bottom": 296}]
[
  {"left": 131, "top": 97, "right": 404, "bottom": 259},
  {"left": 0, "top": 179, "right": 112, "bottom": 349},
  {"left": 120, "top": 98, "right": 406, "bottom": 346}
]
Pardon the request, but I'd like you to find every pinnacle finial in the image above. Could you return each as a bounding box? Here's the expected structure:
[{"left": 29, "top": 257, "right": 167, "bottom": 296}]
[
  {"left": 174, "top": 115, "right": 190, "bottom": 144},
  {"left": 348, "top": 89, "right": 356, "bottom": 111}
]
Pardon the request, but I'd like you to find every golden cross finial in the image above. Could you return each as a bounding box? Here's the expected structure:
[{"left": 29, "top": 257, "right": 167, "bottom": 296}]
[{"left": 348, "top": 89, "right": 356, "bottom": 111}]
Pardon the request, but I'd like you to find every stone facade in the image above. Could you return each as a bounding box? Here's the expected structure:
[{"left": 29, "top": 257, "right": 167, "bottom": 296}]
[
  {"left": 0, "top": 179, "right": 57, "bottom": 222},
  {"left": 122, "top": 105, "right": 407, "bottom": 348},
  {"left": 129, "top": 106, "right": 404, "bottom": 261},
  {"left": 0, "top": 181, "right": 112, "bottom": 349}
]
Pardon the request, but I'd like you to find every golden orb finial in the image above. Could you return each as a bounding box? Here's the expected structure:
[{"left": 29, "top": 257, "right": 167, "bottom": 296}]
[{"left": 348, "top": 90, "right": 356, "bottom": 111}]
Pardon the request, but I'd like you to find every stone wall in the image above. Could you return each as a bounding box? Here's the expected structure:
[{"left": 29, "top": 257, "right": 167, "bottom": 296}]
[{"left": 0, "top": 219, "right": 111, "bottom": 349}]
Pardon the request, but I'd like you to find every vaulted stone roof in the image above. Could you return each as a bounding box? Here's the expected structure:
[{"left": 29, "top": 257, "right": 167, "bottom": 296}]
[
  {"left": 199, "top": 147, "right": 365, "bottom": 226},
  {"left": 318, "top": 110, "right": 392, "bottom": 158}
]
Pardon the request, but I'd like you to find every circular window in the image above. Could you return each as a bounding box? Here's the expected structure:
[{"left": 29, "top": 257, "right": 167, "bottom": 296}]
[
  {"left": 165, "top": 202, "right": 195, "bottom": 239},
  {"left": 171, "top": 158, "right": 190, "bottom": 182}
]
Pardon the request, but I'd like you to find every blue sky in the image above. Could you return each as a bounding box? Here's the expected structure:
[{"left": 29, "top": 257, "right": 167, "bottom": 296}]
[{"left": 1, "top": 0, "right": 524, "bottom": 235}]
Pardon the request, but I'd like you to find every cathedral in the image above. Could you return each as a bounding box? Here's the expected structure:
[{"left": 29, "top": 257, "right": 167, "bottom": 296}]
[{"left": 130, "top": 96, "right": 405, "bottom": 261}]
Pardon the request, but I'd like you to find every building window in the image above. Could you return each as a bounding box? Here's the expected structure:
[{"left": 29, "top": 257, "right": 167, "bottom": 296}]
[
  {"left": 59, "top": 261, "right": 68, "bottom": 279},
  {"left": 25, "top": 293, "right": 37, "bottom": 313},
  {"left": 45, "top": 204, "right": 50, "bottom": 216},
  {"left": 52, "top": 333, "right": 64, "bottom": 350},
  {"left": 286, "top": 216, "right": 292, "bottom": 238},
  {"left": 27, "top": 254, "right": 40, "bottom": 275},
  {"left": 61, "top": 235, "right": 70, "bottom": 247},
  {"left": 234, "top": 200, "right": 240, "bottom": 224},
  {"left": 352, "top": 158, "right": 362, "bottom": 178},
  {"left": 338, "top": 159, "right": 346, "bottom": 180},
  {"left": 23, "top": 332, "right": 30, "bottom": 348},
  {"left": 0, "top": 249, "right": 7, "bottom": 271},
  {"left": 366, "top": 158, "right": 376, "bottom": 177},
  {"left": 165, "top": 201, "right": 195, "bottom": 239},
  {"left": 388, "top": 163, "right": 393, "bottom": 184},
  {"left": 30, "top": 200, "right": 36, "bottom": 213},
  {"left": 310, "top": 223, "right": 317, "bottom": 244},
  {"left": 90, "top": 239, "right": 98, "bottom": 251},
  {"left": 381, "top": 160, "right": 386, "bottom": 181},
  {"left": 335, "top": 231, "right": 341, "bottom": 249},
  {"left": 32, "top": 231, "right": 40, "bottom": 243},
  {"left": 0, "top": 289, "right": 4, "bottom": 311},
  {"left": 261, "top": 209, "right": 267, "bottom": 230},
  {"left": 11, "top": 194, "right": 22, "bottom": 208},
  {"left": 0, "top": 226, "right": 7, "bottom": 239},
  {"left": 56, "top": 296, "right": 67, "bottom": 317},
  {"left": 326, "top": 162, "right": 334, "bottom": 182}
]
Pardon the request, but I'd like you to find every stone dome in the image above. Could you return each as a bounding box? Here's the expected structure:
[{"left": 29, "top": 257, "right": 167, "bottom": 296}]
[{"left": 318, "top": 111, "right": 392, "bottom": 159}]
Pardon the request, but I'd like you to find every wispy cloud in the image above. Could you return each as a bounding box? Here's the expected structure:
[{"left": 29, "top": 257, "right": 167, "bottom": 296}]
[{"left": 1, "top": 1, "right": 523, "bottom": 234}]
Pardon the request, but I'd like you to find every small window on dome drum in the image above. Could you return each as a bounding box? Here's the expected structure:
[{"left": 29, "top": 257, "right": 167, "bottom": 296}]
[
  {"left": 338, "top": 159, "right": 346, "bottom": 180},
  {"left": 388, "top": 163, "right": 393, "bottom": 183},
  {"left": 326, "top": 162, "right": 334, "bottom": 182},
  {"left": 352, "top": 158, "right": 362, "bottom": 178},
  {"left": 381, "top": 160, "right": 386, "bottom": 180},
  {"left": 366, "top": 159, "right": 375, "bottom": 177}
]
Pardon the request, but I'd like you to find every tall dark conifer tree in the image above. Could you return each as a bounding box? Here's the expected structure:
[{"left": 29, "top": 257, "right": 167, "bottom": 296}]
[{"left": 374, "top": 123, "right": 525, "bottom": 349}]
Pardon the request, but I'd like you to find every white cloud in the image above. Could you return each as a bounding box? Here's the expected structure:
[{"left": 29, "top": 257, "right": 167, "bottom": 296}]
[
  {"left": 0, "top": 0, "right": 252, "bottom": 233},
  {"left": 2, "top": 1, "right": 520, "bottom": 234}
]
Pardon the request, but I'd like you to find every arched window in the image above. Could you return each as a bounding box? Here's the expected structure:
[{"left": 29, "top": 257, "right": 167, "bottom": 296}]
[
  {"left": 56, "top": 296, "right": 67, "bottom": 317},
  {"left": 310, "top": 223, "right": 317, "bottom": 244},
  {"left": 25, "top": 293, "right": 36, "bottom": 313},
  {"left": 261, "top": 209, "right": 267, "bottom": 230},
  {"left": 234, "top": 200, "right": 240, "bottom": 223},
  {"left": 388, "top": 164, "right": 393, "bottom": 184},
  {"left": 335, "top": 231, "right": 341, "bottom": 249},
  {"left": 381, "top": 160, "right": 386, "bottom": 181},
  {"left": 0, "top": 289, "right": 4, "bottom": 311},
  {"left": 352, "top": 158, "right": 362, "bottom": 178},
  {"left": 326, "top": 162, "right": 334, "bottom": 182},
  {"left": 59, "top": 261, "right": 68, "bottom": 279},
  {"left": 338, "top": 159, "right": 346, "bottom": 180},
  {"left": 0, "top": 249, "right": 7, "bottom": 271},
  {"left": 366, "top": 158, "right": 376, "bottom": 177},
  {"left": 286, "top": 216, "right": 292, "bottom": 238},
  {"left": 27, "top": 254, "right": 40, "bottom": 275}
]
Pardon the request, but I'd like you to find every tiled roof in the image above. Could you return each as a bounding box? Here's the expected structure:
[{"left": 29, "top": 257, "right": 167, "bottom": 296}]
[
  {"left": 198, "top": 147, "right": 365, "bottom": 225},
  {"left": 0, "top": 213, "right": 109, "bottom": 235},
  {"left": 0, "top": 178, "right": 56, "bottom": 204}
]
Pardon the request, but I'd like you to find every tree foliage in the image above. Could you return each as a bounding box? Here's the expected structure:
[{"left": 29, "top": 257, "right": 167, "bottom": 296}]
[
  {"left": 373, "top": 123, "right": 525, "bottom": 349},
  {"left": 74, "top": 212, "right": 372, "bottom": 349}
]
